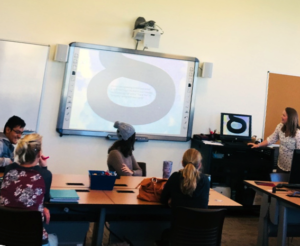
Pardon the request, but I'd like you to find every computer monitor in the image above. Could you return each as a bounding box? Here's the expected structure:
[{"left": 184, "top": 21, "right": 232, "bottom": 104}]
[
  {"left": 289, "top": 149, "right": 300, "bottom": 184},
  {"left": 220, "top": 113, "right": 252, "bottom": 142}
]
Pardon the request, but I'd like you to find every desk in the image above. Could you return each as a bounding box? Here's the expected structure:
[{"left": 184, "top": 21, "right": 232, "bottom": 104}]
[
  {"left": 51, "top": 174, "right": 144, "bottom": 189},
  {"left": 114, "top": 176, "right": 144, "bottom": 189},
  {"left": 51, "top": 173, "right": 90, "bottom": 188},
  {"left": 51, "top": 174, "right": 241, "bottom": 207},
  {"left": 244, "top": 180, "right": 300, "bottom": 246},
  {"left": 49, "top": 174, "right": 241, "bottom": 246},
  {"left": 191, "top": 139, "right": 274, "bottom": 205}
]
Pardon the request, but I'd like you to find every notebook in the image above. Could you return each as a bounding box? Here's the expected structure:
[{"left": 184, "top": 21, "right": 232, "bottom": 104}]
[{"left": 50, "top": 189, "right": 79, "bottom": 202}]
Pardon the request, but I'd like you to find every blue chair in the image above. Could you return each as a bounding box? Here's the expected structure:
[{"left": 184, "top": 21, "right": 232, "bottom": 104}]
[{"left": 270, "top": 173, "right": 289, "bottom": 182}]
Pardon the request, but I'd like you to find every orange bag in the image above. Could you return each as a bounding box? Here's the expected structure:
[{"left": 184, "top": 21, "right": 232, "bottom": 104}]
[{"left": 137, "top": 177, "right": 168, "bottom": 202}]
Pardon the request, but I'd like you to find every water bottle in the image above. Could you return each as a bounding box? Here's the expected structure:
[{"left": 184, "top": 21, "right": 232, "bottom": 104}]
[{"left": 163, "top": 161, "right": 173, "bottom": 178}]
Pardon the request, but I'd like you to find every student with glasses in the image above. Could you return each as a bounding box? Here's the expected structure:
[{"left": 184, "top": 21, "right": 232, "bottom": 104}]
[{"left": 0, "top": 115, "right": 26, "bottom": 166}]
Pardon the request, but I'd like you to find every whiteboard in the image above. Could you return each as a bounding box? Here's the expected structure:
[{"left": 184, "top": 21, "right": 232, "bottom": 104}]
[{"left": 0, "top": 40, "right": 49, "bottom": 132}]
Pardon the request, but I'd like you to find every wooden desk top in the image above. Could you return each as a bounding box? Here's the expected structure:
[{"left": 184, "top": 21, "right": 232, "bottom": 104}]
[
  {"left": 51, "top": 173, "right": 90, "bottom": 188},
  {"left": 104, "top": 188, "right": 241, "bottom": 207},
  {"left": 104, "top": 189, "right": 161, "bottom": 205},
  {"left": 51, "top": 174, "right": 144, "bottom": 189},
  {"left": 49, "top": 174, "right": 241, "bottom": 207},
  {"left": 50, "top": 188, "right": 113, "bottom": 205},
  {"left": 209, "top": 189, "right": 242, "bottom": 207},
  {"left": 114, "top": 176, "right": 145, "bottom": 189},
  {"left": 245, "top": 180, "right": 300, "bottom": 208}
]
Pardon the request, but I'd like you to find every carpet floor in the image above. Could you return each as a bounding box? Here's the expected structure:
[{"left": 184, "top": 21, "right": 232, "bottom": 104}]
[{"left": 85, "top": 213, "right": 300, "bottom": 246}]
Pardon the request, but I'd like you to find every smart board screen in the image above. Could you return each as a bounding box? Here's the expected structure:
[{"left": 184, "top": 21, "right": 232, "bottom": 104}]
[{"left": 57, "top": 43, "right": 198, "bottom": 141}]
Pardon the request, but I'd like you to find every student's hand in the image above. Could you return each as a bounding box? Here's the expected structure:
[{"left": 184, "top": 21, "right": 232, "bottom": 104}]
[
  {"left": 43, "top": 207, "right": 50, "bottom": 224},
  {"left": 247, "top": 143, "right": 259, "bottom": 148},
  {"left": 121, "top": 164, "right": 133, "bottom": 175},
  {"left": 39, "top": 155, "right": 48, "bottom": 167}
]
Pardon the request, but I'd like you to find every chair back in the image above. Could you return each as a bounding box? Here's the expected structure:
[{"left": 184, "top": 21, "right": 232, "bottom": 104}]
[
  {"left": 170, "top": 207, "right": 226, "bottom": 246},
  {"left": 269, "top": 173, "right": 289, "bottom": 182},
  {"left": 0, "top": 206, "right": 43, "bottom": 246},
  {"left": 137, "top": 162, "right": 147, "bottom": 177}
]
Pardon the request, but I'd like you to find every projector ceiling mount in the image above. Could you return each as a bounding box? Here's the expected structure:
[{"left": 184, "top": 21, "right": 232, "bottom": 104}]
[
  {"left": 132, "top": 17, "right": 163, "bottom": 50},
  {"left": 134, "top": 17, "right": 156, "bottom": 30}
]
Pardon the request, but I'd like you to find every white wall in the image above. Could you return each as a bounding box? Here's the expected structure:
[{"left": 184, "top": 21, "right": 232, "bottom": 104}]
[{"left": 1, "top": 0, "right": 300, "bottom": 176}]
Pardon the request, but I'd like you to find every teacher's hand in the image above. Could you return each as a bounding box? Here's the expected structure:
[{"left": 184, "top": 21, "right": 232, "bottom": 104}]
[{"left": 247, "top": 143, "right": 260, "bottom": 148}]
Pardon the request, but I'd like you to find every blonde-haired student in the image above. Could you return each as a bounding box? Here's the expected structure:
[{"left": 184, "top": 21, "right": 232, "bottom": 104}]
[
  {"left": 0, "top": 133, "right": 53, "bottom": 246},
  {"left": 160, "top": 148, "right": 209, "bottom": 208}
]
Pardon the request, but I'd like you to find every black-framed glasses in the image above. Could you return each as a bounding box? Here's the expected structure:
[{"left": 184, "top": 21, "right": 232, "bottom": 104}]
[{"left": 12, "top": 129, "right": 24, "bottom": 135}]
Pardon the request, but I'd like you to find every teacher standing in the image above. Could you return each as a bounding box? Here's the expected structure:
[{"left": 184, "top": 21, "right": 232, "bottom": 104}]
[{"left": 249, "top": 107, "right": 300, "bottom": 172}]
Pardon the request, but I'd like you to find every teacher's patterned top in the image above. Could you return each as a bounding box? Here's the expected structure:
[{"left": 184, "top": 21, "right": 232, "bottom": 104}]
[{"left": 267, "top": 123, "right": 300, "bottom": 171}]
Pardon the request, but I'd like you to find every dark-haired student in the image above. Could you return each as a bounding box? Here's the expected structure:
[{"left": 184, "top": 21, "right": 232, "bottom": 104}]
[
  {"left": 160, "top": 148, "right": 210, "bottom": 209},
  {"left": 248, "top": 107, "right": 300, "bottom": 173},
  {"left": 0, "top": 115, "right": 26, "bottom": 166},
  {"left": 0, "top": 133, "right": 55, "bottom": 246},
  {"left": 107, "top": 121, "right": 142, "bottom": 176}
]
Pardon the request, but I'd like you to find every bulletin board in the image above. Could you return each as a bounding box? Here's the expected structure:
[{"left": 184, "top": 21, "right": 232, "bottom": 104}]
[{"left": 264, "top": 72, "right": 300, "bottom": 139}]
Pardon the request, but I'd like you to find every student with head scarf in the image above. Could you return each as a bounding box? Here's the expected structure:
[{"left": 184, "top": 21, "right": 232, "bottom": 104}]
[{"left": 107, "top": 121, "right": 142, "bottom": 176}]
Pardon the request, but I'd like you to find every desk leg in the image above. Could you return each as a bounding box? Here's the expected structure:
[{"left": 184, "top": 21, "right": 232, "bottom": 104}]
[
  {"left": 277, "top": 204, "right": 287, "bottom": 246},
  {"left": 92, "top": 208, "right": 106, "bottom": 246},
  {"left": 257, "top": 193, "right": 269, "bottom": 246}
]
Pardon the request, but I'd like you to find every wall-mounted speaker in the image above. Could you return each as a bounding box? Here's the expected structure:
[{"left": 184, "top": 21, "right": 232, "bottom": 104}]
[
  {"left": 202, "top": 62, "right": 213, "bottom": 78},
  {"left": 54, "top": 44, "right": 69, "bottom": 62}
]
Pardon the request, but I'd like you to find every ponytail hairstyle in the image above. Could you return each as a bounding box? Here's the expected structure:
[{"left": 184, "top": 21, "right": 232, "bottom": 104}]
[
  {"left": 180, "top": 148, "right": 202, "bottom": 197},
  {"left": 14, "top": 133, "right": 42, "bottom": 165}
]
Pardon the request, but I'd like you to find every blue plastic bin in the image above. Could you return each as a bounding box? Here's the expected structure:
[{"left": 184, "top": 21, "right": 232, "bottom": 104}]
[{"left": 89, "top": 170, "right": 117, "bottom": 190}]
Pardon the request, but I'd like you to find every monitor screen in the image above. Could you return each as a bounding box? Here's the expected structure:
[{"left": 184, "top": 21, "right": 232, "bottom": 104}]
[
  {"left": 220, "top": 113, "right": 252, "bottom": 142},
  {"left": 289, "top": 149, "right": 300, "bottom": 184},
  {"left": 56, "top": 42, "right": 199, "bottom": 141}
]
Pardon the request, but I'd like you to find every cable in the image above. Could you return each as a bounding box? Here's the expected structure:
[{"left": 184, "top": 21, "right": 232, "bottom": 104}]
[
  {"left": 104, "top": 222, "right": 134, "bottom": 245},
  {"left": 104, "top": 222, "right": 124, "bottom": 242},
  {"left": 143, "top": 46, "right": 148, "bottom": 51},
  {"left": 135, "top": 40, "right": 139, "bottom": 50},
  {"left": 155, "top": 24, "right": 164, "bottom": 35}
]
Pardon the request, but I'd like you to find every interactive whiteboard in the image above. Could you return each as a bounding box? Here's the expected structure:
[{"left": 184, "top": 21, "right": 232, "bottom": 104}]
[{"left": 57, "top": 42, "right": 199, "bottom": 141}]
